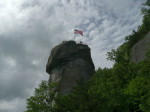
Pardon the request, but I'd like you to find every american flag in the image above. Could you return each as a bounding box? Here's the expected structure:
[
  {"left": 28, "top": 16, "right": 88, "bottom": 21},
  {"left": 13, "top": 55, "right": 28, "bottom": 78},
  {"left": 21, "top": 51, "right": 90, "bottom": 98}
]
[{"left": 74, "top": 29, "right": 83, "bottom": 36}]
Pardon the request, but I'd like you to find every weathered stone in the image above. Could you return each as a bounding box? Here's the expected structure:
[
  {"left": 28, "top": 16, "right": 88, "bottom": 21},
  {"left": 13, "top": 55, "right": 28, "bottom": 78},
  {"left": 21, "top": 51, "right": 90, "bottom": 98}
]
[
  {"left": 46, "top": 41, "right": 95, "bottom": 94},
  {"left": 131, "top": 32, "right": 150, "bottom": 63}
]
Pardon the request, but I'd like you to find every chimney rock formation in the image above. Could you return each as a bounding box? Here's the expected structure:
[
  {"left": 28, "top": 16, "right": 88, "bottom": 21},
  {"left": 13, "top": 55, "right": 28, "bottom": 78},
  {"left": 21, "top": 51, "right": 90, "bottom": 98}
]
[{"left": 46, "top": 41, "right": 95, "bottom": 94}]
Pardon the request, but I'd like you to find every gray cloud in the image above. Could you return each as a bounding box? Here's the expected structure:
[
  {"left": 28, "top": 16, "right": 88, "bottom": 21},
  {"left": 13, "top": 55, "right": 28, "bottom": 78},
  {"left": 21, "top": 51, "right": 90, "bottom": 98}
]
[{"left": 0, "top": 0, "right": 145, "bottom": 111}]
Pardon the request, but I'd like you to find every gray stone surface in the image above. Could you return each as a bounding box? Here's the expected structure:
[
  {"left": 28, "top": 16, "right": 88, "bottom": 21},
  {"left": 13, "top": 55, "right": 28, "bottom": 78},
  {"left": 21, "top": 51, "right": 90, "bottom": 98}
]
[
  {"left": 46, "top": 41, "right": 95, "bottom": 94},
  {"left": 131, "top": 31, "right": 150, "bottom": 63}
]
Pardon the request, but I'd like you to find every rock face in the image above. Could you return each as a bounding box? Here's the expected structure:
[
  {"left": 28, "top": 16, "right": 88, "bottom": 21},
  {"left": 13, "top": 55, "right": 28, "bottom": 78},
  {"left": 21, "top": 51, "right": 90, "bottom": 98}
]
[
  {"left": 46, "top": 41, "right": 95, "bottom": 94},
  {"left": 131, "top": 32, "right": 150, "bottom": 63}
]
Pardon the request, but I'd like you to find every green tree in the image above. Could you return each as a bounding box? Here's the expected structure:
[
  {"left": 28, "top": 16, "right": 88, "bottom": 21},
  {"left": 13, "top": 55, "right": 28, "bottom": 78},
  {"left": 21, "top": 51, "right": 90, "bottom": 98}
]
[
  {"left": 53, "top": 53, "right": 149, "bottom": 112},
  {"left": 107, "top": 42, "right": 130, "bottom": 63},
  {"left": 53, "top": 80, "right": 92, "bottom": 112},
  {"left": 124, "top": 76, "right": 150, "bottom": 112},
  {"left": 25, "top": 81, "right": 56, "bottom": 112}
]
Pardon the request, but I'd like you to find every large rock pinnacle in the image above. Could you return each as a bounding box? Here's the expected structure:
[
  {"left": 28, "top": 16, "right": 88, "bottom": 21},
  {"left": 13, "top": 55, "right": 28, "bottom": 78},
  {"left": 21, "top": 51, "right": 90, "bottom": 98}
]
[{"left": 46, "top": 41, "right": 95, "bottom": 94}]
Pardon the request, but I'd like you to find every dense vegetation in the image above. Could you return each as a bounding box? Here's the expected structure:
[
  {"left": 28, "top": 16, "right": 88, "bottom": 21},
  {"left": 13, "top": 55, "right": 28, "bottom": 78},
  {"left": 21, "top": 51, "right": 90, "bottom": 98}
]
[
  {"left": 25, "top": 81, "right": 57, "bottom": 112},
  {"left": 25, "top": 1, "right": 150, "bottom": 112},
  {"left": 53, "top": 59, "right": 150, "bottom": 112}
]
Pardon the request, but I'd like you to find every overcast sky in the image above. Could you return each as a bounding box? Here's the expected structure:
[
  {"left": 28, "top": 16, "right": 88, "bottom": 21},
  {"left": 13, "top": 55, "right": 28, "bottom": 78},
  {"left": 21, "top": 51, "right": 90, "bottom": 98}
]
[{"left": 0, "top": 0, "right": 145, "bottom": 112}]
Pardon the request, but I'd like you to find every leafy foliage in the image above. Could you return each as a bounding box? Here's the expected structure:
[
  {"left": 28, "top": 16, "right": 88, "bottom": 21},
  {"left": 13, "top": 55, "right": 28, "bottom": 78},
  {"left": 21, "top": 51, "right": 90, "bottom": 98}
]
[
  {"left": 124, "top": 76, "right": 150, "bottom": 112},
  {"left": 107, "top": 42, "right": 130, "bottom": 63},
  {"left": 53, "top": 52, "right": 150, "bottom": 112},
  {"left": 25, "top": 81, "right": 57, "bottom": 112},
  {"left": 53, "top": 81, "right": 92, "bottom": 112}
]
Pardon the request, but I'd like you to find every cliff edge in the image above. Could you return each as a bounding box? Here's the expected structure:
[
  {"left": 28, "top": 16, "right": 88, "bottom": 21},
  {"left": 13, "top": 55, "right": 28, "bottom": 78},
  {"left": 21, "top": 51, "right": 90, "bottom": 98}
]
[{"left": 131, "top": 31, "right": 150, "bottom": 63}]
